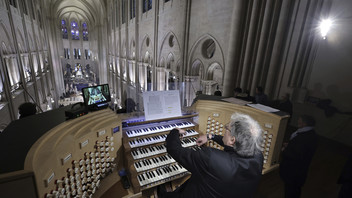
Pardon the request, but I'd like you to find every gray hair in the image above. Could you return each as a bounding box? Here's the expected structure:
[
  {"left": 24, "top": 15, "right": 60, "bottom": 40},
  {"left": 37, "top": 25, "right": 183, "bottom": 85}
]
[{"left": 229, "top": 113, "right": 263, "bottom": 157}]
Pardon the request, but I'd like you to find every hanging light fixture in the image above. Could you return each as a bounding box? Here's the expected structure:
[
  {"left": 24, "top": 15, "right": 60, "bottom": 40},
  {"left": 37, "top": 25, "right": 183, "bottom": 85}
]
[{"left": 319, "top": 18, "right": 332, "bottom": 39}]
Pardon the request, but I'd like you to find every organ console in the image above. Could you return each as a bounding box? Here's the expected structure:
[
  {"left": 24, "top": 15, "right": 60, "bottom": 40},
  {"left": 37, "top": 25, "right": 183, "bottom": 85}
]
[
  {"left": 122, "top": 115, "right": 200, "bottom": 193},
  {"left": 0, "top": 108, "right": 122, "bottom": 198},
  {"left": 0, "top": 98, "right": 289, "bottom": 197},
  {"left": 193, "top": 100, "right": 289, "bottom": 174}
]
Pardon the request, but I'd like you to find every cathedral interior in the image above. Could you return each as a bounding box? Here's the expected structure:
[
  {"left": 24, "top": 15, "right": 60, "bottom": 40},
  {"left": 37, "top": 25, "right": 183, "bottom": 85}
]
[{"left": 0, "top": 0, "right": 352, "bottom": 197}]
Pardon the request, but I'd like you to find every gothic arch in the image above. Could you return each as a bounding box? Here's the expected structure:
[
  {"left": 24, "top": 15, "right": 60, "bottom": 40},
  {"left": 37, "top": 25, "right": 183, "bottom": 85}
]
[
  {"left": 0, "top": 23, "right": 15, "bottom": 54},
  {"left": 159, "top": 57, "right": 165, "bottom": 68},
  {"left": 187, "top": 34, "right": 225, "bottom": 77},
  {"left": 166, "top": 53, "right": 174, "bottom": 70},
  {"left": 130, "top": 39, "right": 136, "bottom": 59},
  {"left": 16, "top": 28, "right": 26, "bottom": 53},
  {"left": 121, "top": 40, "right": 126, "bottom": 57},
  {"left": 140, "top": 34, "right": 153, "bottom": 62},
  {"left": 207, "top": 62, "right": 224, "bottom": 85},
  {"left": 190, "top": 59, "right": 204, "bottom": 77},
  {"left": 159, "top": 31, "right": 181, "bottom": 70}
]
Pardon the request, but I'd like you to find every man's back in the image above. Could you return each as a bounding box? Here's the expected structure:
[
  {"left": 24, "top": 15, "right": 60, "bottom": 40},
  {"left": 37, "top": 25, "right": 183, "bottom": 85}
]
[
  {"left": 280, "top": 130, "right": 318, "bottom": 185},
  {"left": 166, "top": 130, "right": 263, "bottom": 198},
  {"left": 184, "top": 148, "right": 263, "bottom": 198}
]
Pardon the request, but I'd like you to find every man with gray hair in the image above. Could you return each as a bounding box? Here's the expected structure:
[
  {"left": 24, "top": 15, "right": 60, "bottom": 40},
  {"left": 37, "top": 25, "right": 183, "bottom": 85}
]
[{"left": 161, "top": 113, "right": 264, "bottom": 198}]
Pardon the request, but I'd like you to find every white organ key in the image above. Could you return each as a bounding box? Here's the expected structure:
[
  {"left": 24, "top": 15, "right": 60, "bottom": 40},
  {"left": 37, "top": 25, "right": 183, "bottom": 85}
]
[
  {"left": 125, "top": 121, "right": 195, "bottom": 137},
  {"left": 134, "top": 154, "right": 176, "bottom": 172},
  {"left": 129, "top": 134, "right": 167, "bottom": 148},
  {"left": 137, "top": 163, "right": 188, "bottom": 187},
  {"left": 132, "top": 138, "right": 198, "bottom": 160}
]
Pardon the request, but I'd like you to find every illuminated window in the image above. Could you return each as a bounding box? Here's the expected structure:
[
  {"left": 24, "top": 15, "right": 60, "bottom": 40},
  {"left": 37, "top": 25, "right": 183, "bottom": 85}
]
[
  {"left": 78, "top": 49, "right": 81, "bottom": 59},
  {"left": 71, "top": 21, "right": 79, "bottom": 40},
  {"left": 61, "top": 20, "right": 68, "bottom": 39},
  {"left": 82, "top": 22, "right": 88, "bottom": 41}
]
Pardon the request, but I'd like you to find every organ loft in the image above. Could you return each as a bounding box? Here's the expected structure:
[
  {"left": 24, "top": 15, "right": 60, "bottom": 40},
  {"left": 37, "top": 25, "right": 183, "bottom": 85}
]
[{"left": 0, "top": 0, "right": 352, "bottom": 197}]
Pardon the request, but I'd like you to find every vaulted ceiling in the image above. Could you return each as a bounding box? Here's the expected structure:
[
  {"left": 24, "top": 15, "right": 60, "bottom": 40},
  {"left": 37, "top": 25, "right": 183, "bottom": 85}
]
[{"left": 41, "top": 0, "right": 106, "bottom": 26}]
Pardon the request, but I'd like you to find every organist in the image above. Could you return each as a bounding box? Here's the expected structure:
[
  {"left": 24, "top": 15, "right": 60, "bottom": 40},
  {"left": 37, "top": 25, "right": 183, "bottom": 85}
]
[{"left": 162, "top": 113, "right": 264, "bottom": 198}]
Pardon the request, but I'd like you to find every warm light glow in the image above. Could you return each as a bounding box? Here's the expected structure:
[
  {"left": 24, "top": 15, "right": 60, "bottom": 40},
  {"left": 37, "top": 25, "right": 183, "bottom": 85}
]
[{"left": 320, "top": 19, "right": 332, "bottom": 39}]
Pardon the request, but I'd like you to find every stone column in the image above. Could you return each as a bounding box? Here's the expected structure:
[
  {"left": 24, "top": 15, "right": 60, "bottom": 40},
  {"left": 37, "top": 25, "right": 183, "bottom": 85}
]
[{"left": 223, "top": 0, "right": 246, "bottom": 97}]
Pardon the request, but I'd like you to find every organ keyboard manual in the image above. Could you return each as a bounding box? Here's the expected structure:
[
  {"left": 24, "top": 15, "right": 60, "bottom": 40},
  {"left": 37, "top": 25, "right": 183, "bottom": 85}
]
[{"left": 122, "top": 90, "right": 200, "bottom": 193}]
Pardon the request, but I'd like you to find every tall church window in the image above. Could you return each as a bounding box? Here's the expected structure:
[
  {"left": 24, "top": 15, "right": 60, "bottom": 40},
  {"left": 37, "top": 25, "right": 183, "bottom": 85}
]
[
  {"left": 71, "top": 21, "right": 79, "bottom": 40},
  {"left": 30, "top": 0, "right": 35, "bottom": 20},
  {"left": 122, "top": 0, "right": 126, "bottom": 24},
  {"left": 6, "top": 58, "right": 21, "bottom": 91},
  {"left": 115, "top": 0, "right": 119, "bottom": 27},
  {"left": 82, "top": 22, "right": 88, "bottom": 41},
  {"left": 9, "top": 0, "right": 17, "bottom": 8},
  {"left": 130, "top": 0, "right": 135, "bottom": 19},
  {"left": 78, "top": 49, "right": 81, "bottom": 59},
  {"left": 148, "top": 0, "right": 152, "bottom": 11},
  {"left": 67, "top": 48, "right": 70, "bottom": 59},
  {"left": 61, "top": 20, "right": 68, "bottom": 39},
  {"left": 21, "top": 1, "right": 28, "bottom": 15},
  {"left": 142, "top": 0, "right": 152, "bottom": 13},
  {"left": 85, "top": 49, "right": 88, "bottom": 59}
]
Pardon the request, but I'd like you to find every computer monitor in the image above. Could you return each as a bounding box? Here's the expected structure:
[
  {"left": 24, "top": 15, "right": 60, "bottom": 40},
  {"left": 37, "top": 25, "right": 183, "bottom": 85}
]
[{"left": 82, "top": 84, "right": 111, "bottom": 108}]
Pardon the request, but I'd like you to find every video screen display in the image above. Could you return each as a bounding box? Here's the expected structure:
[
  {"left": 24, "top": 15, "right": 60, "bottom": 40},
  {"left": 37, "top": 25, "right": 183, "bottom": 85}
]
[{"left": 82, "top": 84, "right": 111, "bottom": 106}]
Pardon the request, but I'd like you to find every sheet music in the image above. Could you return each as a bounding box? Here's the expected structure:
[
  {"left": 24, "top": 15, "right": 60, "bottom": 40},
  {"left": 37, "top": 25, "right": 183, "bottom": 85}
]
[
  {"left": 221, "top": 97, "right": 251, "bottom": 105},
  {"left": 143, "top": 90, "right": 182, "bottom": 120},
  {"left": 246, "top": 103, "right": 280, "bottom": 113}
]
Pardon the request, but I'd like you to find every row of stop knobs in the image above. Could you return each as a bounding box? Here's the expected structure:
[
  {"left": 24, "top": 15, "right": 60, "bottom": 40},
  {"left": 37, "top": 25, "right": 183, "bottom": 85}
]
[{"left": 45, "top": 137, "right": 116, "bottom": 198}]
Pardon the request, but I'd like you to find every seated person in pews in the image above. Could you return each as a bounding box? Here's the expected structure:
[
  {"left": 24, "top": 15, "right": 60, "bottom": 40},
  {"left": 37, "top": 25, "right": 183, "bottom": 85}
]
[
  {"left": 162, "top": 113, "right": 264, "bottom": 198},
  {"left": 255, "top": 86, "right": 268, "bottom": 105}
]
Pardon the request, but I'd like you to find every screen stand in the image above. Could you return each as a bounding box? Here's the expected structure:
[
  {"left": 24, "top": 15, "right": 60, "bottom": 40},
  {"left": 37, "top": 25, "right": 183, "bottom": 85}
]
[{"left": 89, "top": 102, "right": 109, "bottom": 111}]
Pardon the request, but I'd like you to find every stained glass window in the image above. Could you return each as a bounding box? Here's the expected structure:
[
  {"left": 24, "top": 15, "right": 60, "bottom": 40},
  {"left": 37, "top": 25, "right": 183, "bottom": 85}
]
[
  {"left": 142, "top": 0, "right": 152, "bottom": 13},
  {"left": 142, "top": 0, "right": 147, "bottom": 13},
  {"left": 61, "top": 20, "right": 68, "bottom": 39},
  {"left": 148, "top": 0, "right": 152, "bottom": 10},
  {"left": 71, "top": 21, "right": 79, "bottom": 40},
  {"left": 82, "top": 22, "right": 88, "bottom": 41}
]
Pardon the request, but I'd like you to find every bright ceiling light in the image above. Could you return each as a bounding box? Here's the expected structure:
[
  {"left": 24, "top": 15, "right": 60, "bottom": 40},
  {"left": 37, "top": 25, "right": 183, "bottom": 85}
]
[{"left": 320, "top": 19, "right": 332, "bottom": 39}]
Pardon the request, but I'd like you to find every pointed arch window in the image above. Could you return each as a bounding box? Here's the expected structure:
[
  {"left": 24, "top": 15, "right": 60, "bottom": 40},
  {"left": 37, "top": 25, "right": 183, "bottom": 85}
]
[
  {"left": 82, "top": 22, "right": 88, "bottom": 41},
  {"left": 142, "top": 0, "right": 152, "bottom": 13},
  {"left": 9, "top": 0, "right": 17, "bottom": 8},
  {"left": 61, "top": 20, "right": 68, "bottom": 39},
  {"left": 71, "top": 21, "right": 79, "bottom": 40},
  {"left": 30, "top": 0, "right": 35, "bottom": 19},
  {"left": 21, "top": 1, "right": 28, "bottom": 15},
  {"left": 122, "top": 0, "right": 126, "bottom": 24},
  {"left": 130, "top": 0, "right": 136, "bottom": 19},
  {"left": 115, "top": 0, "right": 119, "bottom": 27}
]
